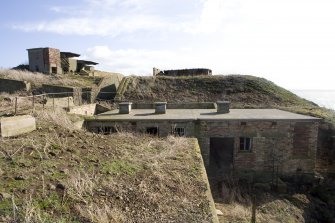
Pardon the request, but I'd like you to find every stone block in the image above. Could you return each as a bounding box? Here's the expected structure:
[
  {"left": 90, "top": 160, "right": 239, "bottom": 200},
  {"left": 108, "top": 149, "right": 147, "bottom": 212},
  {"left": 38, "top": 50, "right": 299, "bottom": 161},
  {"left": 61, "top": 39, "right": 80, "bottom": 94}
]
[{"left": 0, "top": 115, "right": 36, "bottom": 137}]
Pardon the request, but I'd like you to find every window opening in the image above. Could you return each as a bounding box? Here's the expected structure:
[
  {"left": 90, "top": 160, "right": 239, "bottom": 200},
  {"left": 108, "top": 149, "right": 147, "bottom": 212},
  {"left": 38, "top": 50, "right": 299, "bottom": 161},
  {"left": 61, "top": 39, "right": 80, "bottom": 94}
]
[{"left": 240, "top": 137, "right": 252, "bottom": 151}]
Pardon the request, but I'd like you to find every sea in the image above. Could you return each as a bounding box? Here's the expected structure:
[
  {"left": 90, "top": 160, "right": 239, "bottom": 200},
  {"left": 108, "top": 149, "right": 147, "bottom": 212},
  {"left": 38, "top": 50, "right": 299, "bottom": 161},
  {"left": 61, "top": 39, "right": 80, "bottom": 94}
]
[{"left": 292, "top": 90, "right": 335, "bottom": 110}]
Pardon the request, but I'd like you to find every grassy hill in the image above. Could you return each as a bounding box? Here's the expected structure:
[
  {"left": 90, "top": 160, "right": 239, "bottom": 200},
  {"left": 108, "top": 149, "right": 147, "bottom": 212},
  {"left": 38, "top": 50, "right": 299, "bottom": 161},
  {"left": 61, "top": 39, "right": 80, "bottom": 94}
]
[{"left": 120, "top": 75, "right": 315, "bottom": 108}]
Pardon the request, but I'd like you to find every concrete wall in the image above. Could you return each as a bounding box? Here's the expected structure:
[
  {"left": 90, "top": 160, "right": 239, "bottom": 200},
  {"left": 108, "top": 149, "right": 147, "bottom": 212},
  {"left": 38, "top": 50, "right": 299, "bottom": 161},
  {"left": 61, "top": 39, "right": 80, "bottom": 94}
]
[
  {"left": 45, "top": 96, "right": 75, "bottom": 108},
  {"left": 85, "top": 120, "right": 195, "bottom": 137},
  {"left": 0, "top": 115, "right": 36, "bottom": 137},
  {"left": 131, "top": 102, "right": 215, "bottom": 109},
  {"left": 193, "top": 140, "right": 219, "bottom": 223},
  {"left": 156, "top": 68, "right": 212, "bottom": 77},
  {"left": 28, "top": 48, "right": 46, "bottom": 73},
  {"left": 68, "top": 104, "right": 110, "bottom": 116},
  {"left": 42, "top": 84, "right": 82, "bottom": 105},
  {"left": 0, "top": 78, "right": 31, "bottom": 93},
  {"left": 68, "top": 104, "right": 96, "bottom": 116}
]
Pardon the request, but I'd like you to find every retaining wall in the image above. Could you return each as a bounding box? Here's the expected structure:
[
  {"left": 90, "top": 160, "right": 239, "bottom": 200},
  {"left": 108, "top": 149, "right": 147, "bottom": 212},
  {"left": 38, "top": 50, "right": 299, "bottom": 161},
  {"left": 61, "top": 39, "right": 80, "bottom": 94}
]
[
  {"left": 0, "top": 115, "right": 36, "bottom": 137},
  {"left": 131, "top": 102, "right": 215, "bottom": 109},
  {"left": 42, "top": 84, "right": 82, "bottom": 105},
  {"left": 0, "top": 78, "right": 31, "bottom": 93}
]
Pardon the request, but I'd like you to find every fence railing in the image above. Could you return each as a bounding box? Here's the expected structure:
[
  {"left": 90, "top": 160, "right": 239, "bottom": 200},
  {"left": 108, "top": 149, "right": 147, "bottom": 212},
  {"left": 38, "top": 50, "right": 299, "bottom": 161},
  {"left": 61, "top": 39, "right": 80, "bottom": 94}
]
[{"left": 0, "top": 91, "right": 117, "bottom": 116}]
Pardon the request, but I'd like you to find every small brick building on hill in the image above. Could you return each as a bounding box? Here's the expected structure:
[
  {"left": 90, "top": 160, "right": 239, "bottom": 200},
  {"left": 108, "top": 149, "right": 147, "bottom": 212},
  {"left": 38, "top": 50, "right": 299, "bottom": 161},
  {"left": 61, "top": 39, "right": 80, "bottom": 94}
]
[{"left": 27, "top": 47, "right": 98, "bottom": 75}]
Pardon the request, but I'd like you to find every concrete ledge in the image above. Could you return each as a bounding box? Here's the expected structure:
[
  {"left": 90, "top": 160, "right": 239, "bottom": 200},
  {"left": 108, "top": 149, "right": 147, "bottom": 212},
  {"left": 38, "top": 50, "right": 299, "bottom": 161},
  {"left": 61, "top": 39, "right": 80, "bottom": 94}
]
[
  {"left": 193, "top": 139, "right": 219, "bottom": 223},
  {"left": 0, "top": 78, "right": 31, "bottom": 93},
  {"left": 68, "top": 104, "right": 96, "bottom": 116},
  {"left": 0, "top": 115, "right": 36, "bottom": 137}
]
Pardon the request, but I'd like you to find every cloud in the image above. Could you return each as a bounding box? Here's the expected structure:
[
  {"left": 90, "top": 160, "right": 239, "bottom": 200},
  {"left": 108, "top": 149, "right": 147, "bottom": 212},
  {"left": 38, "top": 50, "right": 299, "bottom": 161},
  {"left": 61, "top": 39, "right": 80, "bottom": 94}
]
[
  {"left": 84, "top": 46, "right": 177, "bottom": 75},
  {"left": 84, "top": 45, "right": 214, "bottom": 75},
  {"left": 13, "top": 15, "right": 165, "bottom": 36},
  {"left": 11, "top": 0, "right": 195, "bottom": 36}
]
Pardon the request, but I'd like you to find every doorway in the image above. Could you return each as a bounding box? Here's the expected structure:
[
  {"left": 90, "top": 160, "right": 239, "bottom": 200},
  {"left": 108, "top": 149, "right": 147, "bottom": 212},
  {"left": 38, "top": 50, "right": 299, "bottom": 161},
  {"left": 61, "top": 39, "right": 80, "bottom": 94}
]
[
  {"left": 209, "top": 137, "right": 234, "bottom": 174},
  {"left": 51, "top": 67, "right": 57, "bottom": 74}
]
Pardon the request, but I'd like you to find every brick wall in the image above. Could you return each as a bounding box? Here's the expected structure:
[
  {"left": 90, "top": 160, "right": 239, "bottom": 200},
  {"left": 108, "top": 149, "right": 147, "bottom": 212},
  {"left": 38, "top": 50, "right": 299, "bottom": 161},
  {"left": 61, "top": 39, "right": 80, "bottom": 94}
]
[
  {"left": 197, "top": 120, "right": 318, "bottom": 173},
  {"left": 84, "top": 119, "right": 319, "bottom": 173}
]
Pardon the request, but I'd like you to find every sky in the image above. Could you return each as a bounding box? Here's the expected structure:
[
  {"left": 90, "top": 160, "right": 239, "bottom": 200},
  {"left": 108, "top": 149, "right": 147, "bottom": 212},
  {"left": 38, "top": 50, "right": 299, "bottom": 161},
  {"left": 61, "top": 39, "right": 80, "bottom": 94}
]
[{"left": 1, "top": 0, "right": 335, "bottom": 90}]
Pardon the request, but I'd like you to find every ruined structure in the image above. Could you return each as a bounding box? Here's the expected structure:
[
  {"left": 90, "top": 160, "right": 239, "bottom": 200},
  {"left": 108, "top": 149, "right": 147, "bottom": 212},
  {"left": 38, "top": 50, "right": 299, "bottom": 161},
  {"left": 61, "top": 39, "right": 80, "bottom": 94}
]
[
  {"left": 27, "top": 47, "right": 98, "bottom": 75},
  {"left": 27, "top": 48, "right": 62, "bottom": 74},
  {"left": 85, "top": 102, "right": 320, "bottom": 175},
  {"left": 153, "top": 67, "right": 212, "bottom": 76}
]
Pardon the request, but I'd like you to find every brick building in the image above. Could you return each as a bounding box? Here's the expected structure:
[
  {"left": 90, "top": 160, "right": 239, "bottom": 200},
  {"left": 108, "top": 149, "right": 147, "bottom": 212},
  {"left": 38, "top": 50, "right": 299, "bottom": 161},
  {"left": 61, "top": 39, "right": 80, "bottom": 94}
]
[
  {"left": 85, "top": 102, "right": 320, "bottom": 175},
  {"left": 27, "top": 48, "right": 62, "bottom": 74},
  {"left": 27, "top": 47, "right": 98, "bottom": 75}
]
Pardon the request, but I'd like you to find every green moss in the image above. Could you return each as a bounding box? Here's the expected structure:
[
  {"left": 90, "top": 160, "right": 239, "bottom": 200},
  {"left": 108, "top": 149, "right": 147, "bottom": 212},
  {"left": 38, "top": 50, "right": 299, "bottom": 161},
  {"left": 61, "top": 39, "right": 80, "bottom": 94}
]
[
  {"left": 100, "top": 160, "right": 141, "bottom": 176},
  {"left": 0, "top": 198, "right": 12, "bottom": 216}
]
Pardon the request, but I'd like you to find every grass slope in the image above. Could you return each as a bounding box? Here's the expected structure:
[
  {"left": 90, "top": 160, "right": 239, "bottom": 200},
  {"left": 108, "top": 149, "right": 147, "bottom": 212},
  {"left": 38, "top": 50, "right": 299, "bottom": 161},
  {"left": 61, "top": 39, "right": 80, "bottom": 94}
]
[
  {"left": 0, "top": 112, "right": 212, "bottom": 222},
  {"left": 121, "top": 75, "right": 315, "bottom": 108}
]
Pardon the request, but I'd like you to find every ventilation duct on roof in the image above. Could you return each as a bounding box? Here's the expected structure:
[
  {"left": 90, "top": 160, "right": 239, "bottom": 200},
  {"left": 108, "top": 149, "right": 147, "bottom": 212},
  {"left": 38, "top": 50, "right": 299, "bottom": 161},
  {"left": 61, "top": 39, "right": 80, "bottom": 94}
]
[
  {"left": 154, "top": 102, "right": 167, "bottom": 114},
  {"left": 119, "top": 102, "right": 132, "bottom": 114},
  {"left": 216, "top": 101, "right": 230, "bottom": 114}
]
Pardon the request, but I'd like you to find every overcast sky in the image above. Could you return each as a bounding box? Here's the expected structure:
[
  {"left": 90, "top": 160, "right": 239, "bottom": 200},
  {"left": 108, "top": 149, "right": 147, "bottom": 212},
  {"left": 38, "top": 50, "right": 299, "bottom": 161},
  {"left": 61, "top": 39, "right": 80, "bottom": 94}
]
[{"left": 1, "top": 0, "right": 335, "bottom": 90}]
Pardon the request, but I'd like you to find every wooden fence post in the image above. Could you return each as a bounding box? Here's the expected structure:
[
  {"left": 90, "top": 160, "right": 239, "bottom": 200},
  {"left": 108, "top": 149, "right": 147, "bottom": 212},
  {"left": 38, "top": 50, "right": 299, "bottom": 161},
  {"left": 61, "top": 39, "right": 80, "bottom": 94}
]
[
  {"left": 68, "top": 93, "right": 70, "bottom": 111},
  {"left": 251, "top": 194, "right": 256, "bottom": 223},
  {"left": 42, "top": 95, "right": 45, "bottom": 110},
  {"left": 52, "top": 94, "right": 55, "bottom": 111},
  {"left": 32, "top": 95, "right": 35, "bottom": 113},
  {"left": 14, "top": 97, "right": 18, "bottom": 115}
]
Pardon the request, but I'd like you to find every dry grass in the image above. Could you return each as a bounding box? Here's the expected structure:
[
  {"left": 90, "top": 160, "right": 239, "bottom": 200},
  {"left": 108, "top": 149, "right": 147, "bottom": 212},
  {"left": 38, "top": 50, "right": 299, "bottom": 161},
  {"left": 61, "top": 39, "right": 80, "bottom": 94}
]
[
  {"left": 35, "top": 107, "right": 78, "bottom": 130},
  {"left": 76, "top": 203, "right": 125, "bottom": 223},
  {"left": 0, "top": 68, "right": 98, "bottom": 88},
  {"left": 0, "top": 119, "right": 212, "bottom": 222},
  {"left": 65, "top": 171, "right": 98, "bottom": 204}
]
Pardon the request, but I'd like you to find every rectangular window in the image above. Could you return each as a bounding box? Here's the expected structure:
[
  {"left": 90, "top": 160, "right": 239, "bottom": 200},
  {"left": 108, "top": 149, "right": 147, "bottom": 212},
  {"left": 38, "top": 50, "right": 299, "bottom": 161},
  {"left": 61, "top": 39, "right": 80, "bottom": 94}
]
[
  {"left": 98, "top": 126, "right": 117, "bottom": 135},
  {"left": 146, "top": 127, "right": 159, "bottom": 136},
  {"left": 239, "top": 137, "right": 252, "bottom": 151},
  {"left": 173, "top": 127, "right": 185, "bottom": 136},
  {"left": 51, "top": 67, "right": 57, "bottom": 74}
]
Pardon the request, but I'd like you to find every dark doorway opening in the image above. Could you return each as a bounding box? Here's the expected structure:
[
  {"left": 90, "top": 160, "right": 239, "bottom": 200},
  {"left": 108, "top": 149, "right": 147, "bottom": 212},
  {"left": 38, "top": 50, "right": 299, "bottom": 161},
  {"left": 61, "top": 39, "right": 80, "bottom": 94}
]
[
  {"left": 146, "top": 127, "right": 158, "bottom": 136},
  {"left": 51, "top": 67, "right": 57, "bottom": 74},
  {"left": 209, "top": 137, "right": 234, "bottom": 177}
]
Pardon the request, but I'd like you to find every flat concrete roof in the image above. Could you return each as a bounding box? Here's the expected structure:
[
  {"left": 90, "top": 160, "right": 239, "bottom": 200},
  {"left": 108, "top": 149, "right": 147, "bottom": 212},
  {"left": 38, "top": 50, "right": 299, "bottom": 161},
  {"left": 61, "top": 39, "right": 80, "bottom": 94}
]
[{"left": 93, "top": 109, "right": 320, "bottom": 121}]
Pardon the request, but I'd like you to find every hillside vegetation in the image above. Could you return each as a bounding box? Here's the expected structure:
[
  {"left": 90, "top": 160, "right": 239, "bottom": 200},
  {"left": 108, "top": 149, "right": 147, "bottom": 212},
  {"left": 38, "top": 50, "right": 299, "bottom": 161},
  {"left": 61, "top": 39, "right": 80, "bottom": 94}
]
[
  {"left": 121, "top": 75, "right": 315, "bottom": 108},
  {"left": 0, "top": 109, "right": 213, "bottom": 222},
  {"left": 0, "top": 69, "right": 102, "bottom": 89}
]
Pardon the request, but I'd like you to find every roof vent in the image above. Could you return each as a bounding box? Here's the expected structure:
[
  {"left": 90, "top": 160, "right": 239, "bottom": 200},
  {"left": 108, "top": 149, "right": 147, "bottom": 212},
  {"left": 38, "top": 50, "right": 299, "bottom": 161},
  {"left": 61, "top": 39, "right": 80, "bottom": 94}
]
[
  {"left": 216, "top": 101, "right": 230, "bottom": 114},
  {"left": 119, "top": 102, "right": 132, "bottom": 114},
  {"left": 154, "top": 102, "right": 167, "bottom": 114}
]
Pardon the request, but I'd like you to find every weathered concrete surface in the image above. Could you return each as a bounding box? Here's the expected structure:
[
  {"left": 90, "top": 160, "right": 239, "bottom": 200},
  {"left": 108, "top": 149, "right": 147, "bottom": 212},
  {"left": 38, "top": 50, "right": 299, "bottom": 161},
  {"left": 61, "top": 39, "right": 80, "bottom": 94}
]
[
  {"left": 0, "top": 78, "right": 31, "bottom": 93},
  {"left": 131, "top": 102, "right": 215, "bottom": 109},
  {"left": 0, "top": 115, "right": 36, "bottom": 137},
  {"left": 194, "top": 140, "right": 219, "bottom": 223},
  {"left": 68, "top": 103, "right": 110, "bottom": 116},
  {"left": 45, "top": 96, "right": 75, "bottom": 108},
  {"left": 94, "top": 109, "right": 320, "bottom": 121},
  {"left": 68, "top": 104, "right": 96, "bottom": 116},
  {"left": 42, "top": 84, "right": 82, "bottom": 105}
]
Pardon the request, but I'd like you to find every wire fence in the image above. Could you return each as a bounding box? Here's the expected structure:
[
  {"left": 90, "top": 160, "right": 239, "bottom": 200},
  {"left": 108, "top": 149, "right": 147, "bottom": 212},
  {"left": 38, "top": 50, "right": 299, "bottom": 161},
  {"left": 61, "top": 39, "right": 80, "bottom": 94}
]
[{"left": 0, "top": 91, "right": 117, "bottom": 116}]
